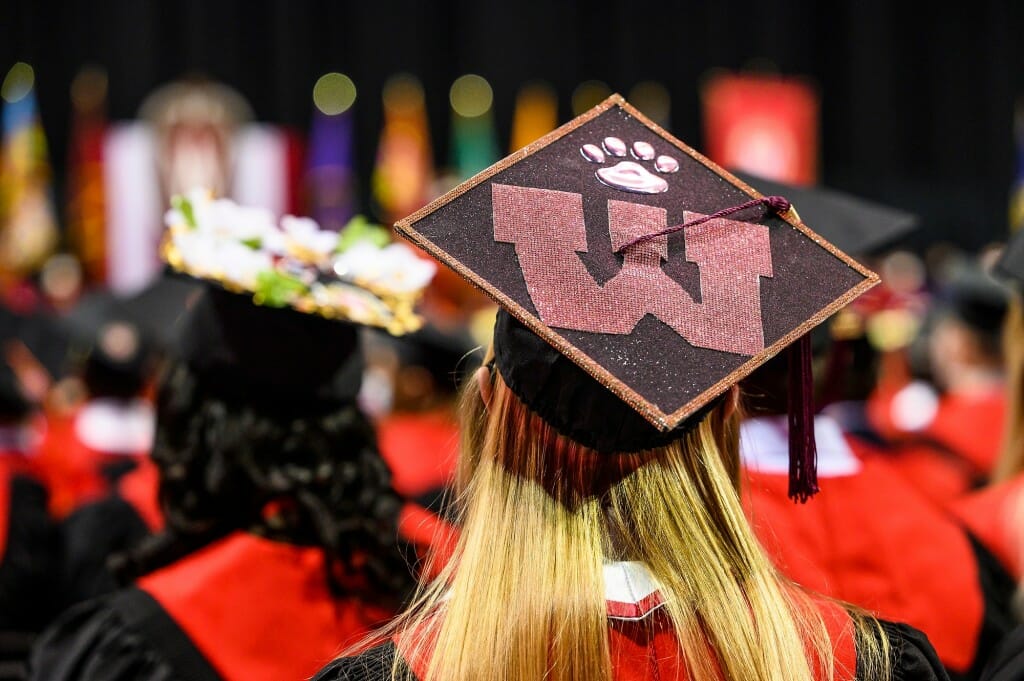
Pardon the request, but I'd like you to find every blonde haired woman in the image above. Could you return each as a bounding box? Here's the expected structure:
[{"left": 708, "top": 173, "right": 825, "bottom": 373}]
[
  {"left": 315, "top": 312, "right": 946, "bottom": 681},
  {"left": 316, "top": 97, "right": 948, "bottom": 681}
]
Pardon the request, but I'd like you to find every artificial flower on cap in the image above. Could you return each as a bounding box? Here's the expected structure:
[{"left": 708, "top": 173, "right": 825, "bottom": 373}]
[
  {"left": 395, "top": 94, "right": 879, "bottom": 501},
  {"left": 162, "top": 189, "right": 436, "bottom": 336}
]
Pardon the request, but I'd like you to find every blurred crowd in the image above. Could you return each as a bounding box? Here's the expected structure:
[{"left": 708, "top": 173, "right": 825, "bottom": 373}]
[{"left": 1, "top": 63, "right": 1024, "bottom": 681}]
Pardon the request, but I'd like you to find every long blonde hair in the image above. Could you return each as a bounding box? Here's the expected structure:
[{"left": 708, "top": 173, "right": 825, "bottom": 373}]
[{"left": 373, "top": 366, "right": 889, "bottom": 681}]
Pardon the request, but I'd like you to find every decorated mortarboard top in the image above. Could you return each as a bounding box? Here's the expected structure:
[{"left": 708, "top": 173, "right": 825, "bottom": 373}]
[
  {"left": 161, "top": 189, "right": 436, "bottom": 336},
  {"left": 395, "top": 95, "right": 878, "bottom": 498}
]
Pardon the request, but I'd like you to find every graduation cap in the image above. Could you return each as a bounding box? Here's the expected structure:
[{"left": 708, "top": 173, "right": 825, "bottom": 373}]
[
  {"left": 162, "top": 190, "right": 436, "bottom": 336},
  {"left": 731, "top": 171, "right": 920, "bottom": 256},
  {"left": 122, "top": 275, "right": 202, "bottom": 351},
  {"left": 161, "top": 191, "right": 436, "bottom": 410},
  {"left": 996, "top": 228, "right": 1024, "bottom": 287},
  {"left": 395, "top": 95, "right": 878, "bottom": 501},
  {"left": 936, "top": 262, "right": 1009, "bottom": 338}
]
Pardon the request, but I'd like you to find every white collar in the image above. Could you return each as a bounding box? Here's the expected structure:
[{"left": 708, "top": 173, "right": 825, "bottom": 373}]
[
  {"left": 74, "top": 398, "right": 155, "bottom": 455},
  {"left": 604, "top": 561, "right": 665, "bottom": 620},
  {"left": 739, "top": 414, "right": 862, "bottom": 477}
]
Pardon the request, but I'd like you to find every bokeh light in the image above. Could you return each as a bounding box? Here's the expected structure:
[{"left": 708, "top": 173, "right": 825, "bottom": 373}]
[
  {"left": 449, "top": 74, "right": 493, "bottom": 118},
  {"left": 572, "top": 80, "right": 611, "bottom": 116},
  {"left": 383, "top": 73, "right": 425, "bottom": 114},
  {"left": 313, "top": 72, "right": 357, "bottom": 115},
  {"left": 70, "top": 66, "right": 108, "bottom": 113},
  {"left": 629, "top": 81, "right": 671, "bottom": 126},
  {"left": 1, "top": 62, "right": 35, "bottom": 103}
]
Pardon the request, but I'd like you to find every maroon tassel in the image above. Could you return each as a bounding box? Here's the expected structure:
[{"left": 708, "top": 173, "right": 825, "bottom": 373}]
[{"left": 787, "top": 333, "right": 819, "bottom": 503}]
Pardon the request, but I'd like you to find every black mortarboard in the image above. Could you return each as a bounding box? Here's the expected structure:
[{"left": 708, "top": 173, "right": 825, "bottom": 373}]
[
  {"left": 731, "top": 171, "right": 920, "bottom": 256},
  {"left": 996, "top": 228, "right": 1024, "bottom": 287},
  {"left": 395, "top": 95, "right": 878, "bottom": 500},
  {"left": 161, "top": 192, "right": 435, "bottom": 409},
  {"left": 178, "top": 286, "right": 364, "bottom": 409},
  {"left": 936, "top": 264, "right": 1009, "bottom": 337}
]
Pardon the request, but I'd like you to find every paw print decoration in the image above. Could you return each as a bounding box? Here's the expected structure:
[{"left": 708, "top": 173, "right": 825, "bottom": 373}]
[{"left": 581, "top": 137, "right": 679, "bottom": 194}]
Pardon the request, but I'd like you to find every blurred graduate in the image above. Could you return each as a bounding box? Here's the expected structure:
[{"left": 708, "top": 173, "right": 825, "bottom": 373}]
[{"left": 30, "top": 190, "right": 444, "bottom": 681}]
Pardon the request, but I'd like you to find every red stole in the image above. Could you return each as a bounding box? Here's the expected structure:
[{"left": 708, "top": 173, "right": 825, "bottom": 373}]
[
  {"left": 377, "top": 409, "right": 459, "bottom": 498},
  {"left": 116, "top": 456, "right": 164, "bottom": 532},
  {"left": 744, "top": 445, "right": 982, "bottom": 673},
  {"left": 393, "top": 596, "right": 858, "bottom": 681},
  {"left": 138, "top": 532, "right": 394, "bottom": 681}
]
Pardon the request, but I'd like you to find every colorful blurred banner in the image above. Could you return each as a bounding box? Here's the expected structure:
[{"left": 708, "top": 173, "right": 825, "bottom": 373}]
[
  {"left": 449, "top": 74, "right": 499, "bottom": 181},
  {"left": 572, "top": 80, "right": 611, "bottom": 117},
  {"left": 372, "top": 74, "right": 433, "bottom": 224},
  {"left": 140, "top": 78, "right": 252, "bottom": 201},
  {"left": 103, "top": 122, "right": 161, "bottom": 294},
  {"left": 306, "top": 72, "right": 357, "bottom": 232},
  {"left": 1010, "top": 98, "right": 1024, "bottom": 233},
  {"left": 509, "top": 81, "right": 557, "bottom": 152},
  {"left": 628, "top": 81, "right": 671, "bottom": 128},
  {"left": 0, "top": 62, "right": 59, "bottom": 290},
  {"left": 701, "top": 71, "right": 819, "bottom": 186},
  {"left": 232, "top": 124, "right": 290, "bottom": 219},
  {"left": 67, "top": 66, "right": 109, "bottom": 283}
]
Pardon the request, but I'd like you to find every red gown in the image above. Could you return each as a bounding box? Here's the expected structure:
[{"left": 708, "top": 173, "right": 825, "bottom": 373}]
[
  {"left": 867, "top": 381, "right": 1005, "bottom": 485},
  {"left": 34, "top": 399, "right": 153, "bottom": 518},
  {"left": 741, "top": 415, "right": 1013, "bottom": 678},
  {"left": 948, "top": 474, "right": 1024, "bottom": 579},
  {"left": 376, "top": 408, "right": 459, "bottom": 500}
]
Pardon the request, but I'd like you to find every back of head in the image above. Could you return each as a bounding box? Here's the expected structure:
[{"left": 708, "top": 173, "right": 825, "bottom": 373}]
[
  {"left": 79, "top": 320, "right": 152, "bottom": 400},
  {"left": 393, "top": 313, "right": 877, "bottom": 681},
  {"left": 121, "top": 289, "right": 414, "bottom": 604}
]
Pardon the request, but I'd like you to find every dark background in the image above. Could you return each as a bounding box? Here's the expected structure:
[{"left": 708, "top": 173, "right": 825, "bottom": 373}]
[{"left": 3, "top": 0, "right": 1023, "bottom": 250}]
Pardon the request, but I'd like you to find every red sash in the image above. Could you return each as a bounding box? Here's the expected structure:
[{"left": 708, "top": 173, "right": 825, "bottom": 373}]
[
  {"left": 377, "top": 410, "right": 459, "bottom": 498},
  {"left": 116, "top": 456, "right": 164, "bottom": 532},
  {"left": 138, "top": 532, "right": 394, "bottom": 681},
  {"left": 394, "top": 596, "right": 858, "bottom": 681}
]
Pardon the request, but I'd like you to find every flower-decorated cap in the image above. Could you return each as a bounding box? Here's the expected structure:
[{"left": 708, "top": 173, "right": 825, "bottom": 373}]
[
  {"left": 395, "top": 95, "right": 879, "bottom": 500},
  {"left": 162, "top": 191, "right": 436, "bottom": 410},
  {"left": 162, "top": 190, "right": 436, "bottom": 336}
]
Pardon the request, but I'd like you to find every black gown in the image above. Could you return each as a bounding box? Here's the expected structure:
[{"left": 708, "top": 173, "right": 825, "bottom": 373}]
[
  {"left": 56, "top": 496, "right": 151, "bottom": 609},
  {"left": 29, "top": 530, "right": 415, "bottom": 681},
  {"left": 28, "top": 588, "right": 210, "bottom": 681},
  {"left": 0, "top": 461, "right": 61, "bottom": 681},
  {"left": 981, "top": 624, "right": 1024, "bottom": 681},
  {"left": 313, "top": 618, "right": 949, "bottom": 681}
]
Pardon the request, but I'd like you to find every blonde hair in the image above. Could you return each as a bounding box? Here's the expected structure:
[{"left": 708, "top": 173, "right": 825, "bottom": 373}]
[{"left": 370, "top": 366, "right": 890, "bottom": 681}]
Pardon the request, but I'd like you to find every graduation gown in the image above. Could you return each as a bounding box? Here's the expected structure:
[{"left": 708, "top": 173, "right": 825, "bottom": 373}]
[
  {"left": 741, "top": 415, "right": 1014, "bottom": 680},
  {"left": 867, "top": 381, "right": 1005, "bottom": 482},
  {"left": 31, "top": 531, "right": 396, "bottom": 681},
  {"left": 0, "top": 440, "right": 60, "bottom": 680},
  {"left": 31, "top": 503, "right": 453, "bottom": 681},
  {"left": 376, "top": 409, "right": 459, "bottom": 510},
  {"left": 948, "top": 474, "right": 1024, "bottom": 580},
  {"left": 34, "top": 399, "right": 153, "bottom": 518},
  {"left": 312, "top": 562, "right": 947, "bottom": 681},
  {"left": 979, "top": 624, "right": 1024, "bottom": 681},
  {"left": 55, "top": 459, "right": 162, "bottom": 609}
]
